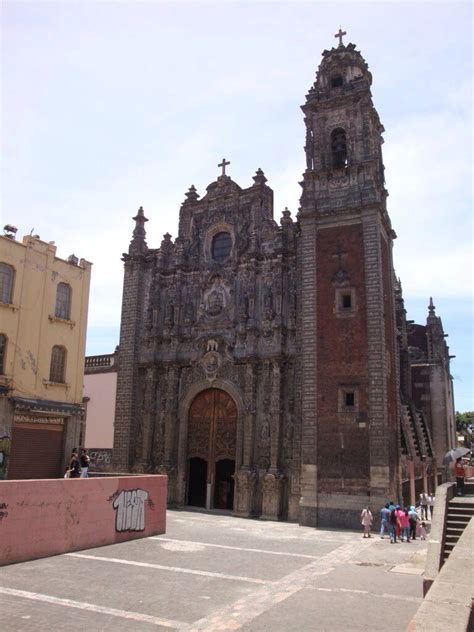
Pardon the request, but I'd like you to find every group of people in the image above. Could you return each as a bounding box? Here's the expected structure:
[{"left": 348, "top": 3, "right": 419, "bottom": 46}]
[
  {"left": 64, "top": 448, "right": 90, "bottom": 478},
  {"left": 360, "top": 494, "right": 432, "bottom": 543}
]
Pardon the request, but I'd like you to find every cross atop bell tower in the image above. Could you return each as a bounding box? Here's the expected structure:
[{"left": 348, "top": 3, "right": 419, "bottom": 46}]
[{"left": 334, "top": 27, "right": 346, "bottom": 47}]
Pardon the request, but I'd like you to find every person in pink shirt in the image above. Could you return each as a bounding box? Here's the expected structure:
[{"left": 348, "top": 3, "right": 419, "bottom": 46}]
[
  {"left": 395, "top": 505, "right": 404, "bottom": 540},
  {"left": 399, "top": 508, "right": 411, "bottom": 542}
]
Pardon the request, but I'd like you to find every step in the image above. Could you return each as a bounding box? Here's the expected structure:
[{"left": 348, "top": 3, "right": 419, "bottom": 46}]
[
  {"left": 445, "top": 534, "right": 461, "bottom": 544},
  {"left": 448, "top": 504, "right": 474, "bottom": 512},
  {"left": 448, "top": 509, "right": 473, "bottom": 520},
  {"left": 446, "top": 513, "right": 472, "bottom": 522},
  {"left": 448, "top": 506, "right": 474, "bottom": 514},
  {"left": 444, "top": 543, "right": 455, "bottom": 551},
  {"left": 446, "top": 526, "right": 465, "bottom": 536}
]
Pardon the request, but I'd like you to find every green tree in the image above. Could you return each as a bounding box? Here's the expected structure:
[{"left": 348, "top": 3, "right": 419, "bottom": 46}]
[{"left": 455, "top": 411, "right": 474, "bottom": 433}]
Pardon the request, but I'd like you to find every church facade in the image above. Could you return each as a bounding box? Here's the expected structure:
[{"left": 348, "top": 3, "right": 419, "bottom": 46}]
[{"left": 112, "top": 38, "right": 455, "bottom": 527}]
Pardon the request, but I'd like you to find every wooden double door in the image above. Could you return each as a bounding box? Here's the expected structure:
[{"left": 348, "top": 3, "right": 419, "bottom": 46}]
[{"left": 187, "top": 389, "right": 237, "bottom": 510}]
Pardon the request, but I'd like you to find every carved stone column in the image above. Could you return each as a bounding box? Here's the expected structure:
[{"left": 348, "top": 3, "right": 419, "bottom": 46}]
[
  {"left": 164, "top": 366, "right": 179, "bottom": 501},
  {"left": 243, "top": 363, "right": 257, "bottom": 467},
  {"left": 269, "top": 362, "right": 281, "bottom": 470},
  {"left": 134, "top": 366, "right": 157, "bottom": 471}
]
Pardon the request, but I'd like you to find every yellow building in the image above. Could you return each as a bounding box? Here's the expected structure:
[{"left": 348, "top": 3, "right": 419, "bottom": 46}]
[{"left": 0, "top": 226, "right": 92, "bottom": 479}]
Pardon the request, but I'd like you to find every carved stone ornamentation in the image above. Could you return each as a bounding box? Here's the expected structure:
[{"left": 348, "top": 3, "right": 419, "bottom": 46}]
[
  {"left": 261, "top": 471, "right": 286, "bottom": 520},
  {"left": 234, "top": 468, "right": 257, "bottom": 517}
]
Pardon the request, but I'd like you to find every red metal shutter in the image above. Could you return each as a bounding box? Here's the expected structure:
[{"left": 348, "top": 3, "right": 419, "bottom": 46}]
[{"left": 8, "top": 423, "right": 64, "bottom": 479}]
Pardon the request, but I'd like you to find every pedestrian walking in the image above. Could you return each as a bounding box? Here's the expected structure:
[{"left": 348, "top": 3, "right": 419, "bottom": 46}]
[
  {"left": 395, "top": 505, "right": 404, "bottom": 540},
  {"left": 419, "top": 492, "right": 429, "bottom": 519},
  {"left": 389, "top": 505, "right": 399, "bottom": 543},
  {"left": 419, "top": 521, "right": 427, "bottom": 540},
  {"left": 69, "top": 450, "right": 81, "bottom": 478},
  {"left": 427, "top": 494, "right": 434, "bottom": 519},
  {"left": 380, "top": 503, "right": 391, "bottom": 539},
  {"left": 360, "top": 506, "right": 373, "bottom": 538},
  {"left": 400, "top": 508, "right": 411, "bottom": 542},
  {"left": 455, "top": 458, "right": 466, "bottom": 496},
  {"left": 408, "top": 505, "right": 418, "bottom": 540},
  {"left": 80, "top": 448, "right": 90, "bottom": 478}
]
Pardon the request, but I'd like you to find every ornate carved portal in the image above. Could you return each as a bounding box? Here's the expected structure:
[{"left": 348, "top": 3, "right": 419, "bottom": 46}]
[{"left": 187, "top": 388, "right": 237, "bottom": 510}]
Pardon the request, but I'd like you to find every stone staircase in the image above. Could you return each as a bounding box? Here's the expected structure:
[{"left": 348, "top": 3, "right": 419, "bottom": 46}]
[{"left": 443, "top": 480, "right": 474, "bottom": 564}]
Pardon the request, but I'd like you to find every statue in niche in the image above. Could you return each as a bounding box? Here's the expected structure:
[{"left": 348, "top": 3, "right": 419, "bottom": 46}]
[
  {"left": 189, "top": 216, "right": 202, "bottom": 258},
  {"left": 236, "top": 216, "right": 250, "bottom": 255},
  {"left": 165, "top": 300, "right": 174, "bottom": 326},
  {"left": 239, "top": 291, "right": 249, "bottom": 320},
  {"left": 260, "top": 414, "right": 270, "bottom": 441},
  {"left": 263, "top": 283, "right": 274, "bottom": 320},
  {"left": 184, "top": 299, "right": 194, "bottom": 325}
]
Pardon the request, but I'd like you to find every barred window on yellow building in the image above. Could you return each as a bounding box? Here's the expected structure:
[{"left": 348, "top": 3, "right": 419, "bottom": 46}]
[
  {"left": 0, "top": 334, "right": 6, "bottom": 374},
  {"left": 0, "top": 263, "right": 14, "bottom": 304},
  {"left": 55, "top": 282, "right": 71, "bottom": 320},
  {"left": 50, "top": 346, "right": 66, "bottom": 383}
]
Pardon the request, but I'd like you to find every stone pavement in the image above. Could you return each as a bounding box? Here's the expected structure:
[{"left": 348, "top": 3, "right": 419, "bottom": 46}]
[{"left": 1, "top": 509, "right": 428, "bottom": 631}]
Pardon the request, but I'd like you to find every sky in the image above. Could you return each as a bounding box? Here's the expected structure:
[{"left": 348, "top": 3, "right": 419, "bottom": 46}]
[{"left": 1, "top": 1, "right": 472, "bottom": 410}]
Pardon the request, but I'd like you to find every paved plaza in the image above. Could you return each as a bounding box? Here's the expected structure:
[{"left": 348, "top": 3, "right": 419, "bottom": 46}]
[{"left": 1, "top": 510, "right": 427, "bottom": 631}]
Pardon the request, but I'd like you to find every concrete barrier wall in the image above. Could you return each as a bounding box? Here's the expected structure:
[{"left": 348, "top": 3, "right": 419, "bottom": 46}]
[
  {"left": 422, "top": 481, "right": 456, "bottom": 594},
  {"left": 0, "top": 475, "right": 167, "bottom": 566},
  {"left": 408, "top": 517, "right": 473, "bottom": 632}
]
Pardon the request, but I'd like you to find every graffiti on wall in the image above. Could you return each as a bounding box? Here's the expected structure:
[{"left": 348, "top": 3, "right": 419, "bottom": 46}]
[
  {"left": 0, "top": 436, "right": 11, "bottom": 480},
  {"left": 89, "top": 449, "right": 113, "bottom": 471},
  {"left": 0, "top": 502, "right": 8, "bottom": 521},
  {"left": 108, "top": 489, "right": 154, "bottom": 532}
]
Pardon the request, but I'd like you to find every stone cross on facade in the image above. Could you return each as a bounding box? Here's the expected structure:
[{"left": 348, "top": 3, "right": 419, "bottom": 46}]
[
  {"left": 334, "top": 27, "right": 346, "bottom": 47},
  {"left": 218, "top": 158, "right": 230, "bottom": 176}
]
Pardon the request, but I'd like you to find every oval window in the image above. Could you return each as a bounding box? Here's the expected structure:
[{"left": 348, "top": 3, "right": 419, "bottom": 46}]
[{"left": 212, "top": 232, "right": 232, "bottom": 262}]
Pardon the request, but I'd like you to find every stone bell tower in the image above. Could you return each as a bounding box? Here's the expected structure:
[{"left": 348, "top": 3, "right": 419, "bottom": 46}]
[{"left": 298, "top": 32, "right": 400, "bottom": 527}]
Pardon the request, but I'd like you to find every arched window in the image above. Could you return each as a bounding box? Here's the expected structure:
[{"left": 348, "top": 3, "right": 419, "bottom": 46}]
[
  {"left": 55, "top": 283, "right": 71, "bottom": 319},
  {"left": 212, "top": 232, "right": 232, "bottom": 262},
  {"left": 331, "top": 75, "right": 343, "bottom": 88},
  {"left": 50, "top": 346, "right": 66, "bottom": 383},
  {"left": 0, "top": 263, "right": 14, "bottom": 304},
  {"left": 331, "top": 128, "right": 348, "bottom": 169},
  {"left": 0, "top": 334, "right": 6, "bottom": 375}
]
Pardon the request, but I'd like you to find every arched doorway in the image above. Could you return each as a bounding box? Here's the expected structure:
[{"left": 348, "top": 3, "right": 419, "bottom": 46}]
[{"left": 187, "top": 388, "right": 237, "bottom": 510}]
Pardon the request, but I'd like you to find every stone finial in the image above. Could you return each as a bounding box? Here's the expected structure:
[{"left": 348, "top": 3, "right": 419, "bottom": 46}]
[
  {"left": 160, "top": 232, "right": 173, "bottom": 252},
  {"left": 281, "top": 207, "right": 292, "bottom": 226},
  {"left": 185, "top": 185, "right": 199, "bottom": 203},
  {"left": 130, "top": 206, "right": 148, "bottom": 254},
  {"left": 253, "top": 168, "right": 267, "bottom": 185},
  {"left": 427, "top": 296, "right": 439, "bottom": 326}
]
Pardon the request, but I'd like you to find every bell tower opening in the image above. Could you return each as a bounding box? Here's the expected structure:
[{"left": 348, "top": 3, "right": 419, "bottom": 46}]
[
  {"left": 186, "top": 388, "right": 237, "bottom": 510},
  {"left": 331, "top": 128, "right": 348, "bottom": 169}
]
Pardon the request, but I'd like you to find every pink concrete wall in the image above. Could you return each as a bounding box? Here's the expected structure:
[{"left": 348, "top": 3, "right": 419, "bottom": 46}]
[
  {"left": 84, "top": 372, "right": 117, "bottom": 448},
  {"left": 0, "top": 475, "right": 167, "bottom": 566}
]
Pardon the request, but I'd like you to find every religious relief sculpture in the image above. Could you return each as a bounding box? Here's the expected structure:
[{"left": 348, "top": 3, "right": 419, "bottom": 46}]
[
  {"left": 201, "top": 275, "right": 230, "bottom": 317},
  {"left": 199, "top": 349, "right": 222, "bottom": 380}
]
